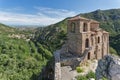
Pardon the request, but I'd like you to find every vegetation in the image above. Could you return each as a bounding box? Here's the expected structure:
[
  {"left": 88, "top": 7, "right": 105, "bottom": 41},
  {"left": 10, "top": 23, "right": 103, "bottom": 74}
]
[
  {"left": 33, "top": 19, "right": 68, "bottom": 52},
  {"left": 0, "top": 23, "right": 52, "bottom": 80},
  {"left": 76, "top": 67, "right": 84, "bottom": 73},
  {"left": 109, "top": 47, "right": 117, "bottom": 55},
  {"left": 102, "top": 77, "right": 108, "bottom": 80},
  {"left": 110, "top": 34, "right": 120, "bottom": 55},
  {"left": 77, "top": 71, "right": 95, "bottom": 80}
]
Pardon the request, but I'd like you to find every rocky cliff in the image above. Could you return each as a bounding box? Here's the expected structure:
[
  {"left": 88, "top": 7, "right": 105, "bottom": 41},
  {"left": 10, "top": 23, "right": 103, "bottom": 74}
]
[{"left": 96, "top": 55, "right": 120, "bottom": 80}]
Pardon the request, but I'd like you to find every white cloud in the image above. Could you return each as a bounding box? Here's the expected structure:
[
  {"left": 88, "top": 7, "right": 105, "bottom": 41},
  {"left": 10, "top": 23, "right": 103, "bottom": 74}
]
[
  {"left": 35, "top": 7, "right": 76, "bottom": 18},
  {"left": 0, "top": 7, "right": 24, "bottom": 12},
  {"left": 0, "top": 11, "right": 58, "bottom": 25},
  {"left": 0, "top": 7, "right": 77, "bottom": 25}
]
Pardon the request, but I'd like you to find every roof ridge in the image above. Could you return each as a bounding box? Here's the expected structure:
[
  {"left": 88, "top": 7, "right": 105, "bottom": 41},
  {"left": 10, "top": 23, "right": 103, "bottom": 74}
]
[{"left": 68, "top": 16, "right": 99, "bottom": 23}]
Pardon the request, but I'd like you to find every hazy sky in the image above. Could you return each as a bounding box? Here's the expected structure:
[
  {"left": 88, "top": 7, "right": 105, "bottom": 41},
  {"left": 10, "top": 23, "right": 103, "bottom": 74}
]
[{"left": 0, "top": 0, "right": 120, "bottom": 25}]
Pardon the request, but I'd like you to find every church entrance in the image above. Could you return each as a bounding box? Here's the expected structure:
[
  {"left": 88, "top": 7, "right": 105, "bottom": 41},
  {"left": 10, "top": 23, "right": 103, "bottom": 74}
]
[{"left": 88, "top": 52, "right": 90, "bottom": 60}]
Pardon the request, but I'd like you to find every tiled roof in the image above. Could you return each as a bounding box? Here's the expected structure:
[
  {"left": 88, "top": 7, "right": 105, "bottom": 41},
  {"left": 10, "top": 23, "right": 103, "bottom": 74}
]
[
  {"left": 68, "top": 16, "right": 89, "bottom": 20},
  {"left": 68, "top": 16, "right": 99, "bottom": 23}
]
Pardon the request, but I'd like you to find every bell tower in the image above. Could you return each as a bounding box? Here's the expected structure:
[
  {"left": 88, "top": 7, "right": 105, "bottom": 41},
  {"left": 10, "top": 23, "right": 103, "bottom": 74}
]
[
  {"left": 67, "top": 16, "right": 92, "bottom": 56},
  {"left": 66, "top": 16, "right": 109, "bottom": 61}
]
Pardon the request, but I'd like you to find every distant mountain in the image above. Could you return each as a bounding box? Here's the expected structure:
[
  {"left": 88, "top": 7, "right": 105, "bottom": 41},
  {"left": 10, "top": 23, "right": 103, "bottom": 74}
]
[
  {"left": 0, "top": 23, "right": 15, "bottom": 33},
  {"left": 11, "top": 24, "right": 45, "bottom": 28},
  {"left": 33, "top": 9, "right": 120, "bottom": 54}
]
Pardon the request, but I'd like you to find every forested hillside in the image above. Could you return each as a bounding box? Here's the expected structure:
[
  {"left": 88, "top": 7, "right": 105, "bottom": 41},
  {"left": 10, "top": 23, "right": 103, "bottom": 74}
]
[
  {"left": 0, "top": 23, "right": 52, "bottom": 80},
  {"left": 33, "top": 9, "right": 120, "bottom": 55},
  {"left": 33, "top": 19, "right": 68, "bottom": 52}
]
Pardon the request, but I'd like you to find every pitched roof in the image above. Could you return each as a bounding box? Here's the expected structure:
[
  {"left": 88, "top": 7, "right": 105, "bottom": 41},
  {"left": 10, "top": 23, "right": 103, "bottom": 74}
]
[
  {"left": 68, "top": 16, "right": 99, "bottom": 23},
  {"left": 90, "top": 19, "right": 99, "bottom": 24},
  {"left": 68, "top": 16, "right": 89, "bottom": 21}
]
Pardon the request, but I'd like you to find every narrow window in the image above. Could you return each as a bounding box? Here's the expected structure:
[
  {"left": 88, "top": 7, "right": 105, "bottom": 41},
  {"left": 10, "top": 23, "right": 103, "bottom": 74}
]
[
  {"left": 98, "top": 37, "right": 100, "bottom": 43},
  {"left": 71, "top": 23, "right": 75, "bottom": 33},
  {"left": 83, "top": 23, "right": 87, "bottom": 32},
  {"left": 85, "top": 38, "right": 89, "bottom": 48},
  {"left": 91, "top": 34, "right": 94, "bottom": 45},
  {"left": 88, "top": 52, "right": 90, "bottom": 60}
]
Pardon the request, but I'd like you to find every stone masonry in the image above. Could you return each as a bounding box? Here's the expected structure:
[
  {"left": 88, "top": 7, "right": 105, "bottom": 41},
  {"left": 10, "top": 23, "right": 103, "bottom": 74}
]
[
  {"left": 67, "top": 16, "right": 109, "bottom": 61},
  {"left": 54, "top": 16, "right": 109, "bottom": 80}
]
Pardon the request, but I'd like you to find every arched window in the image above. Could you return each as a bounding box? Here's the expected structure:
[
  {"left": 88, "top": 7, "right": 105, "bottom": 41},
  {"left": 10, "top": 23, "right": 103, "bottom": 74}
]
[
  {"left": 71, "top": 23, "right": 76, "bottom": 33},
  {"left": 98, "top": 37, "right": 100, "bottom": 43},
  {"left": 83, "top": 23, "right": 87, "bottom": 32},
  {"left": 85, "top": 38, "right": 89, "bottom": 48}
]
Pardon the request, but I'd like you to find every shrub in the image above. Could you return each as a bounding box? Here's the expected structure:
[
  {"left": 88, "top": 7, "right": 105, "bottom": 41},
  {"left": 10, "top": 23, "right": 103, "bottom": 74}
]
[
  {"left": 76, "top": 75, "right": 87, "bottom": 80},
  {"left": 76, "top": 67, "right": 84, "bottom": 73},
  {"left": 109, "top": 47, "right": 117, "bottom": 55},
  {"left": 76, "top": 71, "right": 95, "bottom": 80},
  {"left": 86, "top": 71, "right": 95, "bottom": 79},
  {"left": 102, "top": 77, "right": 107, "bottom": 80}
]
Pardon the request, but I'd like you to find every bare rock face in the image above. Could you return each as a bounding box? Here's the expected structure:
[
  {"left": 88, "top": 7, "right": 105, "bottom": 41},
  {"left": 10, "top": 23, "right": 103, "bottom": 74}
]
[{"left": 96, "top": 55, "right": 120, "bottom": 80}]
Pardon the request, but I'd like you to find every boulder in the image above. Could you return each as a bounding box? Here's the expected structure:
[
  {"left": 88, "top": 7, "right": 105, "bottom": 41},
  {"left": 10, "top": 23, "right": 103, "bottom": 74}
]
[{"left": 96, "top": 55, "right": 120, "bottom": 80}]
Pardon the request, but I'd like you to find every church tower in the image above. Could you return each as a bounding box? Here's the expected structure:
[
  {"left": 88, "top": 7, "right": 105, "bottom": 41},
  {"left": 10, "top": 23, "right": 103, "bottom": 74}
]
[
  {"left": 67, "top": 16, "right": 109, "bottom": 60},
  {"left": 67, "top": 16, "right": 91, "bottom": 56}
]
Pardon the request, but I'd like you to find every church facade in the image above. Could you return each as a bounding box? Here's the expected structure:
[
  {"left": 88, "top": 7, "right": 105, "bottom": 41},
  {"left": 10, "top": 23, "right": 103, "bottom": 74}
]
[{"left": 67, "top": 16, "right": 109, "bottom": 60}]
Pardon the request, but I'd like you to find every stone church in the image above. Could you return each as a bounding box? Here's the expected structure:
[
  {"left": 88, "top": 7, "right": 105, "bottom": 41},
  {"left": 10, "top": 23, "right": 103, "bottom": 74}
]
[
  {"left": 67, "top": 16, "right": 109, "bottom": 61},
  {"left": 54, "top": 16, "right": 109, "bottom": 80}
]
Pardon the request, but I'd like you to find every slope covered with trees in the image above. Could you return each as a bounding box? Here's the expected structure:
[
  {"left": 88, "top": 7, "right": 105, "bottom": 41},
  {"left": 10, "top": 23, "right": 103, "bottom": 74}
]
[
  {"left": 0, "top": 23, "right": 52, "bottom": 80},
  {"left": 33, "top": 19, "right": 68, "bottom": 52}
]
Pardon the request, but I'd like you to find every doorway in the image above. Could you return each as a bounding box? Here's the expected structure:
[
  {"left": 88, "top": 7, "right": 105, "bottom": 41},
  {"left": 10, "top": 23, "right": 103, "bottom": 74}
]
[{"left": 88, "top": 52, "right": 90, "bottom": 60}]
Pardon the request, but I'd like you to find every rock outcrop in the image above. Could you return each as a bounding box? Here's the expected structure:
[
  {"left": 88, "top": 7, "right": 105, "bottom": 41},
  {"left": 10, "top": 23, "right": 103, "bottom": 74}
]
[{"left": 96, "top": 55, "right": 120, "bottom": 80}]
